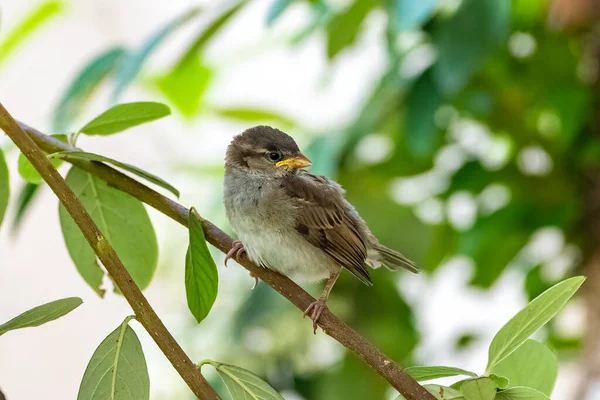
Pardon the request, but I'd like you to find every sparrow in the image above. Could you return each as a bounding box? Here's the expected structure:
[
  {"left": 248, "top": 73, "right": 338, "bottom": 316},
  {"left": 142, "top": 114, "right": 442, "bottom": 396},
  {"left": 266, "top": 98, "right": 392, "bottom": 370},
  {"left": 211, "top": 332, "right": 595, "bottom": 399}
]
[{"left": 223, "top": 126, "right": 418, "bottom": 333}]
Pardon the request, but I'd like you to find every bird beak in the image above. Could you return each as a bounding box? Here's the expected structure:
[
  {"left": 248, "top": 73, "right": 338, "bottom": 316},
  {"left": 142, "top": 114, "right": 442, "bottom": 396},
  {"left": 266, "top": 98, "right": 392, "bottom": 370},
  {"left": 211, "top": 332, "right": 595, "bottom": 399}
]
[{"left": 276, "top": 153, "right": 312, "bottom": 169}]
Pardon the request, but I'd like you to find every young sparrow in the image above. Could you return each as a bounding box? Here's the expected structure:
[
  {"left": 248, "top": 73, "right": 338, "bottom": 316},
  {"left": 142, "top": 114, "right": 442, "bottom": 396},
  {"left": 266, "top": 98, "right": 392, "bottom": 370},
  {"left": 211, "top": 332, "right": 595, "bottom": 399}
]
[{"left": 223, "top": 126, "right": 417, "bottom": 333}]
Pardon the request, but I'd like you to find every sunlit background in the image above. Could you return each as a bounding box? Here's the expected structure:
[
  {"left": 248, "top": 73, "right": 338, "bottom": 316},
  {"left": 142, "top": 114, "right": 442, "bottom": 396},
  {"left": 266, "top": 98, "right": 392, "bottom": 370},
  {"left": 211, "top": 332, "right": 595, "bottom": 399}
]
[{"left": 0, "top": 0, "right": 597, "bottom": 399}]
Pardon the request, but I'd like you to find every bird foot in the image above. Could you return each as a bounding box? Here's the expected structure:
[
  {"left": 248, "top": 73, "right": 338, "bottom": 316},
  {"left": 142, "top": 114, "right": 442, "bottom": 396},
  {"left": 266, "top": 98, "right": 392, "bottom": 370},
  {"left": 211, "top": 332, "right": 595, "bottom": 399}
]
[
  {"left": 303, "top": 298, "right": 328, "bottom": 334},
  {"left": 224, "top": 242, "right": 257, "bottom": 288},
  {"left": 224, "top": 240, "right": 246, "bottom": 267}
]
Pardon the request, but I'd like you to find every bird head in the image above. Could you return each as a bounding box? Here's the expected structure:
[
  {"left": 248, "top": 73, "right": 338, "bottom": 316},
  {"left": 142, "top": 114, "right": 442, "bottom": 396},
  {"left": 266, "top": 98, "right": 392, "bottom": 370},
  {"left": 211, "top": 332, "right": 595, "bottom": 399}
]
[{"left": 225, "top": 126, "right": 312, "bottom": 177}]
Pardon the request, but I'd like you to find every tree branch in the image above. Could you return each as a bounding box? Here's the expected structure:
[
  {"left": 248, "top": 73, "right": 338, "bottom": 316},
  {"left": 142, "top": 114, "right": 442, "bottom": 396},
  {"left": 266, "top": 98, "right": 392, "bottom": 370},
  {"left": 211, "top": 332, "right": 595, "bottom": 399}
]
[
  {"left": 18, "top": 121, "right": 435, "bottom": 400},
  {"left": 0, "top": 106, "right": 221, "bottom": 400}
]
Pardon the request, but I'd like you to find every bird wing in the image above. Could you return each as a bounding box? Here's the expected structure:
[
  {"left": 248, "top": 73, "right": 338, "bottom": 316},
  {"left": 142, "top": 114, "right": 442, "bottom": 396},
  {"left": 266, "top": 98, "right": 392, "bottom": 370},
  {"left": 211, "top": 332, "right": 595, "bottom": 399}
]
[{"left": 283, "top": 172, "right": 372, "bottom": 285}]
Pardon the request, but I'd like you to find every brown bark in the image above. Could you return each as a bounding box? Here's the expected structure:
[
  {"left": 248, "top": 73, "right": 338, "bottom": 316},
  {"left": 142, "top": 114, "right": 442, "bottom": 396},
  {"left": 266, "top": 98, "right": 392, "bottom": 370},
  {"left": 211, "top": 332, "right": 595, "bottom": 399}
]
[{"left": 575, "top": 172, "right": 600, "bottom": 399}]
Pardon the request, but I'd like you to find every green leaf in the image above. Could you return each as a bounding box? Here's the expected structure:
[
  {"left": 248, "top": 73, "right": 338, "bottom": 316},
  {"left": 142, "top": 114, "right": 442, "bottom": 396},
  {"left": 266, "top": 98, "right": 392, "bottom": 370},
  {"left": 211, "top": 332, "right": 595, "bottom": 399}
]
[
  {"left": 489, "top": 374, "right": 509, "bottom": 390},
  {"left": 0, "top": 148, "right": 9, "bottom": 228},
  {"left": 60, "top": 167, "right": 158, "bottom": 295},
  {"left": 0, "top": 1, "right": 63, "bottom": 67},
  {"left": 18, "top": 134, "right": 68, "bottom": 184},
  {"left": 290, "top": 1, "right": 330, "bottom": 44},
  {"left": 491, "top": 340, "right": 557, "bottom": 395},
  {"left": 326, "top": 0, "right": 377, "bottom": 59},
  {"left": 11, "top": 182, "right": 39, "bottom": 231},
  {"left": 155, "top": 2, "right": 244, "bottom": 116},
  {"left": 432, "top": 0, "right": 511, "bottom": 94},
  {"left": 201, "top": 360, "right": 284, "bottom": 400},
  {"left": 405, "top": 70, "right": 443, "bottom": 158},
  {"left": 156, "top": 58, "right": 213, "bottom": 116},
  {"left": 180, "top": 2, "right": 245, "bottom": 59},
  {"left": 266, "top": 0, "right": 294, "bottom": 26},
  {"left": 186, "top": 208, "right": 218, "bottom": 323},
  {"left": 79, "top": 102, "right": 171, "bottom": 136},
  {"left": 53, "top": 47, "right": 126, "bottom": 132},
  {"left": 451, "top": 380, "right": 471, "bottom": 390},
  {"left": 405, "top": 366, "right": 477, "bottom": 381},
  {"left": 49, "top": 151, "right": 179, "bottom": 197},
  {"left": 495, "top": 387, "right": 550, "bottom": 400},
  {"left": 0, "top": 297, "right": 82, "bottom": 336},
  {"left": 525, "top": 265, "right": 553, "bottom": 303},
  {"left": 394, "top": 0, "right": 440, "bottom": 31},
  {"left": 305, "top": 132, "right": 346, "bottom": 178},
  {"left": 112, "top": 8, "right": 201, "bottom": 102},
  {"left": 78, "top": 316, "right": 149, "bottom": 400},
  {"left": 18, "top": 153, "right": 57, "bottom": 185},
  {"left": 486, "top": 276, "right": 585, "bottom": 371},
  {"left": 460, "top": 377, "right": 497, "bottom": 400},
  {"left": 423, "top": 384, "right": 465, "bottom": 400},
  {"left": 212, "top": 106, "right": 296, "bottom": 129}
]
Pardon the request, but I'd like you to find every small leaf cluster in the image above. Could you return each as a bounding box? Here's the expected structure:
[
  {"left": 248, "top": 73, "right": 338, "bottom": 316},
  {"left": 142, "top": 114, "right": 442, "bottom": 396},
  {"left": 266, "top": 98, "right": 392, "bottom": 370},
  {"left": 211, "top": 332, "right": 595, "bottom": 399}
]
[
  {"left": 0, "top": 100, "right": 283, "bottom": 399},
  {"left": 397, "top": 277, "right": 585, "bottom": 400}
]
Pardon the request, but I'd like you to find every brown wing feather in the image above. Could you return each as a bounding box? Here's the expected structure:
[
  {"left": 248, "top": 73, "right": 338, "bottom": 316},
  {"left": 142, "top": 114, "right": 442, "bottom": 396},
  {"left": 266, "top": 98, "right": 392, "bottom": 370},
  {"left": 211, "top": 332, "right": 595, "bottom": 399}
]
[{"left": 283, "top": 172, "right": 372, "bottom": 285}]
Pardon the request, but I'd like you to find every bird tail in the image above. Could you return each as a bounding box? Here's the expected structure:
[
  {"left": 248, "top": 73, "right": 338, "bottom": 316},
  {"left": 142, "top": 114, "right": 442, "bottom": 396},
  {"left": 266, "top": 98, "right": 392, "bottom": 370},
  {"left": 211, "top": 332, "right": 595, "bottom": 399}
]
[{"left": 374, "top": 244, "right": 419, "bottom": 274}]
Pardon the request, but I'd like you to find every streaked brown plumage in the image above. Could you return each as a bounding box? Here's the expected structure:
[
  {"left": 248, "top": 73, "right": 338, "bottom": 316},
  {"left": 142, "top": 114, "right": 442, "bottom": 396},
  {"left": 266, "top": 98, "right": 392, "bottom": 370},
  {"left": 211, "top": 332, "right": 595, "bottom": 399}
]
[{"left": 223, "top": 126, "right": 417, "bottom": 332}]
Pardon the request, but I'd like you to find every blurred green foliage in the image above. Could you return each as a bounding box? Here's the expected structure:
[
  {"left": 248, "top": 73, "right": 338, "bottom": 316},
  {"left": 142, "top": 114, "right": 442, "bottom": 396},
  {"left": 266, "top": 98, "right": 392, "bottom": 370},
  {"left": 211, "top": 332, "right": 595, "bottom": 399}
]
[
  {"left": 250, "top": 0, "right": 595, "bottom": 398},
  {"left": 0, "top": 1, "right": 62, "bottom": 68}
]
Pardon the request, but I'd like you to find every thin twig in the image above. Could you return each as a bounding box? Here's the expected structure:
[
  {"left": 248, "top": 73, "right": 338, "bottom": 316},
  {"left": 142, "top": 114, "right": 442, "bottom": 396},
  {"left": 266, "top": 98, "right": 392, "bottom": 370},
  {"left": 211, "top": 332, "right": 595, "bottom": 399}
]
[
  {"left": 18, "top": 122, "right": 435, "bottom": 400},
  {"left": 0, "top": 107, "right": 221, "bottom": 400}
]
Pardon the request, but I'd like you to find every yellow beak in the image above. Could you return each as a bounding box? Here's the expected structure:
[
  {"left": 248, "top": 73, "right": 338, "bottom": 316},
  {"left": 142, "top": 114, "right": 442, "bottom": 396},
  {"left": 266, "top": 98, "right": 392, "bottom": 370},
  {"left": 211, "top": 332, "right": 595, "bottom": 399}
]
[{"left": 276, "top": 154, "right": 312, "bottom": 169}]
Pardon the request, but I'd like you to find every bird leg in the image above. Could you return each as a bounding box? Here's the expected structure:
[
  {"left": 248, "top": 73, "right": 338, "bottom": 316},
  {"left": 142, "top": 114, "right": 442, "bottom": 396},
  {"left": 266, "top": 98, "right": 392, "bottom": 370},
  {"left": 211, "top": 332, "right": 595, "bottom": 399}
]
[
  {"left": 224, "top": 241, "right": 258, "bottom": 288},
  {"left": 303, "top": 270, "right": 341, "bottom": 334},
  {"left": 224, "top": 240, "right": 246, "bottom": 267}
]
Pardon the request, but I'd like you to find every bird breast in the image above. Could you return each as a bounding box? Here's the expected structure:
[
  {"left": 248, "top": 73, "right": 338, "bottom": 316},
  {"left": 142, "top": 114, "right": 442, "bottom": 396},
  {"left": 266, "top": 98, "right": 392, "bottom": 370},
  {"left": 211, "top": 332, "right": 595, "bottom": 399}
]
[{"left": 224, "top": 171, "right": 334, "bottom": 281}]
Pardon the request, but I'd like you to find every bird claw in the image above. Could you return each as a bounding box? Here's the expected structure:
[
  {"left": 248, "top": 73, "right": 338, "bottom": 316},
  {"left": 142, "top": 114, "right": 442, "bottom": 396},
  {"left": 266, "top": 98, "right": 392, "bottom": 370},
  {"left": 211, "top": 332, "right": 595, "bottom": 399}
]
[
  {"left": 224, "top": 242, "right": 258, "bottom": 288},
  {"left": 249, "top": 272, "right": 258, "bottom": 289},
  {"left": 224, "top": 240, "right": 246, "bottom": 267},
  {"left": 303, "top": 298, "right": 328, "bottom": 334}
]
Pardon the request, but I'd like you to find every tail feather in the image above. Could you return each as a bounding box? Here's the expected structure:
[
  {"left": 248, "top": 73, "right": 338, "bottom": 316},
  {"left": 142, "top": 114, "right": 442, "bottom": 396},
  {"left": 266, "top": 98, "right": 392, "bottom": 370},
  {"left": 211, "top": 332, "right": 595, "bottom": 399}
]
[{"left": 375, "top": 244, "right": 419, "bottom": 274}]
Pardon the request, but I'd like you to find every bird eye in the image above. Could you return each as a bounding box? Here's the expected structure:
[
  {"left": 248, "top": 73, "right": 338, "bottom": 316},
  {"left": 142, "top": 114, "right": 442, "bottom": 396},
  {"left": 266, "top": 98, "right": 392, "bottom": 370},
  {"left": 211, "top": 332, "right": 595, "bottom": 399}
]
[{"left": 268, "top": 151, "right": 282, "bottom": 161}]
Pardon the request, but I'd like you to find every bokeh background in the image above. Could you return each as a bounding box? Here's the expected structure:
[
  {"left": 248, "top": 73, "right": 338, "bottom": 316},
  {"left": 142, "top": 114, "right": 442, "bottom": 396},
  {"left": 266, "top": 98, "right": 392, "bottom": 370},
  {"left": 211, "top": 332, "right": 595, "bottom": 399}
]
[{"left": 0, "top": 0, "right": 598, "bottom": 399}]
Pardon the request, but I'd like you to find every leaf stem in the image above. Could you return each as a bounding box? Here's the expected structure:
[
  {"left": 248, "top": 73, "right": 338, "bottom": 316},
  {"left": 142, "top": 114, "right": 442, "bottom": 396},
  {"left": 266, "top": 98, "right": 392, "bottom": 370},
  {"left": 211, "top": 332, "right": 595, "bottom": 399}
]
[
  {"left": 0, "top": 106, "right": 220, "bottom": 400},
  {"left": 18, "top": 120, "right": 435, "bottom": 400},
  {"left": 197, "top": 359, "right": 213, "bottom": 369}
]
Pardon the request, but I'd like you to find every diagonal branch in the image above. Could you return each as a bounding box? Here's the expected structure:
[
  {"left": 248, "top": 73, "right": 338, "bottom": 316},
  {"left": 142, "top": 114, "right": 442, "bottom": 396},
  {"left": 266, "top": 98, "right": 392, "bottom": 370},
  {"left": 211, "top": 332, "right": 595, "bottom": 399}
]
[
  {"left": 0, "top": 105, "right": 221, "bottom": 400},
  {"left": 18, "top": 121, "right": 435, "bottom": 400}
]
